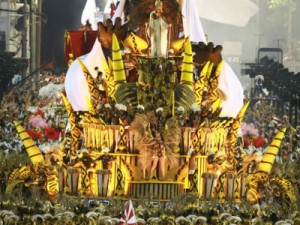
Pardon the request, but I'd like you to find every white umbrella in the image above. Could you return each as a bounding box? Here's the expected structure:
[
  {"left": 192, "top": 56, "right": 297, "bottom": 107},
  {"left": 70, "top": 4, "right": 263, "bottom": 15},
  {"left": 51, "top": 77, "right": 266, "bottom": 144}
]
[{"left": 197, "top": 0, "right": 259, "bottom": 27}]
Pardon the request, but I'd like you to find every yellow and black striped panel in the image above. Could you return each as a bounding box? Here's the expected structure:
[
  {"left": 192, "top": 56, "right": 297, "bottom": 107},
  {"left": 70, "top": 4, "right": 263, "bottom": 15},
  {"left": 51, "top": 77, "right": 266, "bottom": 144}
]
[
  {"left": 209, "top": 60, "right": 224, "bottom": 88},
  {"left": 216, "top": 172, "right": 226, "bottom": 203},
  {"left": 170, "top": 37, "right": 189, "bottom": 55},
  {"left": 194, "top": 81, "right": 204, "bottom": 105},
  {"left": 195, "top": 62, "right": 213, "bottom": 104},
  {"left": 8, "top": 166, "right": 31, "bottom": 183},
  {"left": 256, "top": 128, "right": 286, "bottom": 174},
  {"left": 180, "top": 41, "right": 194, "bottom": 90},
  {"left": 245, "top": 172, "right": 268, "bottom": 204},
  {"left": 60, "top": 93, "right": 82, "bottom": 155},
  {"left": 112, "top": 33, "right": 126, "bottom": 89},
  {"left": 14, "top": 121, "right": 44, "bottom": 164},
  {"left": 102, "top": 58, "right": 115, "bottom": 99},
  {"left": 207, "top": 60, "right": 224, "bottom": 103},
  {"left": 77, "top": 58, "right": 100, "bottom": 107},
  {"left": 117, "top": 119, "right": 127, "bottom": 151},
  {"left": 46, "top": 168, "right": 59, "bottom": 198},
  {"left": 270, "top": 177, "right": 297, "bottom": 207},
  {"left": 191, "top": 121, "right": 206, "bottom": 150},
  {"left": 245, "top": 173, "right": 257, "bottom": 203},
  {"left": 123, "top": 32, "right": 148, "bottom": 54},
  {"left": 246, "top": 182, "right": 259, "bottom": 204},
  {"left": 85, "top": 96, "right": 97, "bottom": 115},
  {"left": 227, "top": 102, "right": 250, "bottom": 148}
]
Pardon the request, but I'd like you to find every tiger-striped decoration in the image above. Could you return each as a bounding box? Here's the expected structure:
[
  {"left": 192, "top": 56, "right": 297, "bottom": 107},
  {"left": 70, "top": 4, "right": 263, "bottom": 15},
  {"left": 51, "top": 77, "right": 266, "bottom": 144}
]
[
  {"left": 60, "top": 93, "right": 82, "bottom": 156},
  {"left": 215, "top": 171, "right": 226, "bottom": 203},
  {"left": 77, "top": 57, "right": 100, "bottom": 110},
  {"left": 102, "top": 58, "right": 115, "bottom": 99},
  {"left": 234, "top": 161, "right": 248, "bottom": 202},
  {"left": 13, "top": 121, "right": 45, "bottom": 164},
  {"left": 170, "top": 37, "right": 189, "bottom": 55},
  {"left": 246, "top": 128, "right": 286, "bottom": 204},
  {"left": 78, "top": 165, "right": 90, "bottom": 193},
  {"left": 245, "top": 172, "right": 268, "bottom": 204},
  {"left": 117, "top": 119, "right": 128, "bottom": 151},
  {"left": 112, "top": 33, "right": 126, "bottom": 90},
  {"left": 191, "top": 121, "right": 206, "bottom": 152},
  {"left": 256, "top": 127, "right": 286, "bottom": 173},
  {"left": 194, "top": 61, "right": 213, "bottom": 105},
  {"left": 123, "top": 32, "right": 148, "bottom": 54},
  {"left": 6, "top": 165, "right": 34, "bottom": 195},
  {"left": 207, "top": 60, "right": 224, "bottom": 104},
  {"left": 165, "top": 161, "right": 189, "bottom": 182},
  {"left": 211, "top": 98, "right": 222, "bottom": 115},
  {"left": 270, "top": 177, "right": 297, "bottom": 209},
  {"left": 8, "top": 165, "right": 32, "bottom": 183},
  {"left": 227, "top": 101, "right": 250, "bottom": 153},
  {"left": 180, "top": 41, "right": 194, "bottom": 90},
  {"left": 46, "top": 166, "right": 59, "bottom": 199}
]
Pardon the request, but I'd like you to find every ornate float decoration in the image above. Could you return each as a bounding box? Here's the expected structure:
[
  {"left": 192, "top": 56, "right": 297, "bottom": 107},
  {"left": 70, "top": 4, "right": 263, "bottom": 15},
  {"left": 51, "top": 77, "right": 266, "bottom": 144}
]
[{"left": 6, "top": 0, "right": 297, "bottom": 210}]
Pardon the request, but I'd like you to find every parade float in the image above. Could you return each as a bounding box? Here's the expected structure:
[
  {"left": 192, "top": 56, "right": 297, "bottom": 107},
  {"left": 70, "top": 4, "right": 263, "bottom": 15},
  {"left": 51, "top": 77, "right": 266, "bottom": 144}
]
[{"left": 4, "top": 0, "right": 298, "bottom": 217}]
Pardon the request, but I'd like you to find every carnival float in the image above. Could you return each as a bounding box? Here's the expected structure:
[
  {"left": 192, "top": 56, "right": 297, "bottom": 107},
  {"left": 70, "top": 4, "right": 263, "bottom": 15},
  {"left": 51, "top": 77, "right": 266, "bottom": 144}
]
[{"left": 2, "top": 0, "right": 299, "bottom": 223}]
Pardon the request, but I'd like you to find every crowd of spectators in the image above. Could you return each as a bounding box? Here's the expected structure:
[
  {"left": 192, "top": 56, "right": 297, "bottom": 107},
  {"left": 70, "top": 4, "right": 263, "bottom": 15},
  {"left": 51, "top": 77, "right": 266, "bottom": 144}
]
[{"left": 0, "top": 70, "right": 66, "bottom": 152}]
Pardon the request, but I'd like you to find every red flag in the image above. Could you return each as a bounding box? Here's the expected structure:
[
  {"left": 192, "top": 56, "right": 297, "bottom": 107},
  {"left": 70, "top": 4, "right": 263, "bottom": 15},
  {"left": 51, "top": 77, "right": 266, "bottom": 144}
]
[{"left": 119, "top": 199, "right": 137, "bottom": 225}]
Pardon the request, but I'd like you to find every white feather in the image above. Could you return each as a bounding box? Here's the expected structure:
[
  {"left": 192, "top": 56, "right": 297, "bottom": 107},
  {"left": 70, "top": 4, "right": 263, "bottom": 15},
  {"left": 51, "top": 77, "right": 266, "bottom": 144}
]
[
  {"left": 0, "top": 210, "right": 13, "bottom": 216},
  {"left": 86, "top": 211, "right": 99, "bottom": 218},
  {"left": 196, "top": 216, "right": 207, "bottom": 222},
  {"left": 31, "top": 214, "right": 45, "bottom": 221},
  {"left": 227, "top": 216, "right": 242, "bottom": 222},
  {"left": 98, "top": 216, "right": 112, "bottom": 222},
  {"left": 147, "top": 217, "right": 160, "bottom": 223},
  {"left": 63, "top": 211, "right": 75, "bottom": 218},
  {"left": 4, "top": 214, "right": 20, "bottom": 222},
  {"left": 186, "top": 214, "right": 197, "bottom": 222},
  {"left": 284, "top": 219, "right": 294, "bottom": 224},
  {"left": 43, "top": 213, "right": 54, "bottom": 219},
  {"left": 219, "top": 212, "right": 232, "bottom": 220},
  {"left": 275, "top": 221, "right": 292, "bottom": 225},
  {"left": 175, "top": 216, "right": 189, "bottom": 222}
]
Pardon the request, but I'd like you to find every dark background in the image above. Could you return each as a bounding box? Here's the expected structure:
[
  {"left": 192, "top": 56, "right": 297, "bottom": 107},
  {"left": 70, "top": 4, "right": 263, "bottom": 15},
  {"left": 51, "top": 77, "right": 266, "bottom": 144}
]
[{"left": 42, "top": 0, "right": 85, "bottom": 70}]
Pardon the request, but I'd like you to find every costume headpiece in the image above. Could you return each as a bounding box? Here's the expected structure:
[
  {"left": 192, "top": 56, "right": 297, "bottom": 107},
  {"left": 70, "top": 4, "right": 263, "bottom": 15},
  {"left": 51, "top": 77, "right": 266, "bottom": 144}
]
[
  {"left": 156, "top": 107, "right": 163, "bottom": 113},
  {"left": 137, "top": 104, "right": 144, "bottom": 110},
  {"left": 177, "top": 106, "right": 184, "bottom": 112},
  {"left": 116, "top": 103, "right": 127, "bottom": 111},
  {"left": 155, "top": 0, "right": 163, "bottom": 11},
  {"left": 191, "top": 103, "right": 201, "bottom": 112}
]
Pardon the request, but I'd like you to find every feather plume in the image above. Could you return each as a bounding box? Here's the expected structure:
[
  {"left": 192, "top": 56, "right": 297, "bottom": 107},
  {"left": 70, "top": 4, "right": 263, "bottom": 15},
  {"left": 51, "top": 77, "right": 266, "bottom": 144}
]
[{"left": 130, "top": 112, "right": 180, "bottom": 171}]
